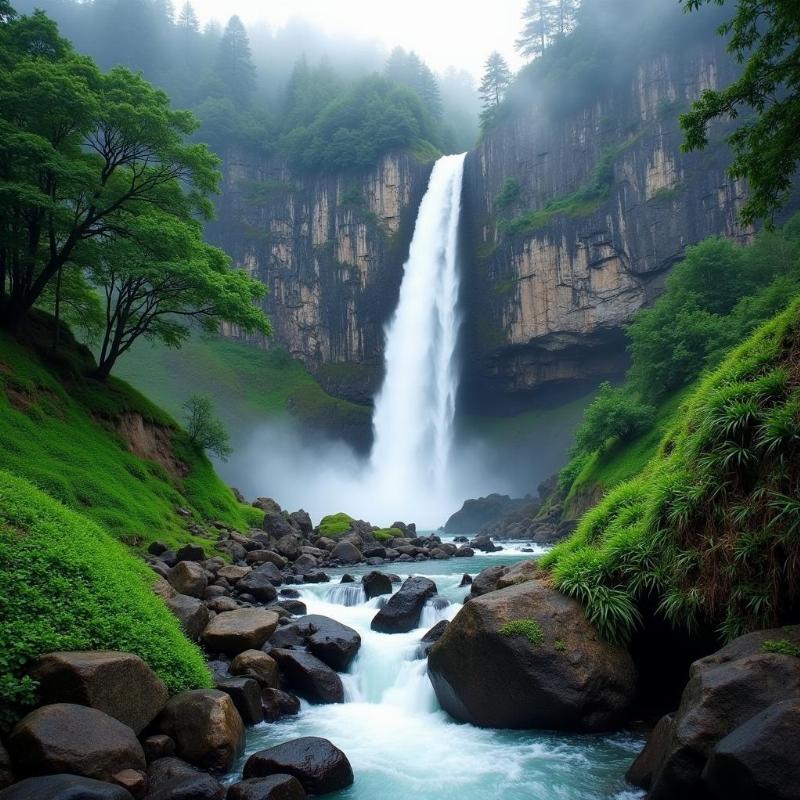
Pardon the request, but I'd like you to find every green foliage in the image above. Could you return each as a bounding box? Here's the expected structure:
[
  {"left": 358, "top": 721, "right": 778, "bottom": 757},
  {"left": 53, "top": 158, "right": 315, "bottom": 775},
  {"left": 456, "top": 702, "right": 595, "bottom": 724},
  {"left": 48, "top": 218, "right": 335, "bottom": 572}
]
[
  {"left": 571, "top": 382, "right": 655, "bottom": 456},
  {"left": 0, "top": 469, "right": 212, "bottom": 729},
  {"left": 373, "top": 527, "right": 403, "bottom": 542},
  {"left": 499, "top": 618, "right": 545, "bottom": 646},
  {"left": 544, "top": 301, "right": 800, "bottom": 644},
  {"left": 495, "top": 178, "right": 521, "bottom": 210},
  {"left": 762, "top": 639, "right": 800, "bottom": 658},
  {"left": 319, "top": 512, "right": 354, "bottom": 537},
  {"left": 554, "top": 638, "right": 567, "bottom": 652},
  {"left": 680, "top": 0, "right": 800, "bottom": 226},
  {"left": 183, "top": 394, "right": 232, "bottom": 461},
  {"left": 479, "top": 51, "right": 512, "bottom": 129}
]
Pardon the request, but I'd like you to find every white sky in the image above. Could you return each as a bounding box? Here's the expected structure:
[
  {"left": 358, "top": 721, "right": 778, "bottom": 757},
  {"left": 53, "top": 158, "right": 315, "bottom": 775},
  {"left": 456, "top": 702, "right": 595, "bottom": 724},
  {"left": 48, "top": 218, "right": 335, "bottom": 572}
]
[{"left": 189, "top": 0, "right": 529, "bottom": 78}]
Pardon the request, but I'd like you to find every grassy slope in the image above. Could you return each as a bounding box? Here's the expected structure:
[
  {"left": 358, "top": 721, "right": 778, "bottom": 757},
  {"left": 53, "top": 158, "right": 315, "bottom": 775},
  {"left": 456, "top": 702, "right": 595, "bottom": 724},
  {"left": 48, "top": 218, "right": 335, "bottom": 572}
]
[
  {"left": 542, "top": 300, "right": 800, "bottom": 644},
  {"left": 0, "top": 327, "right": 263, "bottom": 552}
]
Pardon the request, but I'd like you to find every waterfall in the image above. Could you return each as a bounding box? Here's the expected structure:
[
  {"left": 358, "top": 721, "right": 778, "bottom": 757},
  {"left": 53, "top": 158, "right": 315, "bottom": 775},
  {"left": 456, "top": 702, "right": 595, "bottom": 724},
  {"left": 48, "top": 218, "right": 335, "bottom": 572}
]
[{"left": 368, "top": 153, "right": 466, "bottom": 519}]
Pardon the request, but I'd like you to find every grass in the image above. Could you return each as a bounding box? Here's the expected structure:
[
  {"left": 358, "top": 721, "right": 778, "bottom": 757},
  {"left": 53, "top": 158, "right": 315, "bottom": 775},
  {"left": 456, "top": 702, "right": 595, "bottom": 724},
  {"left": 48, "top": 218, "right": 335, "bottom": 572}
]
[
  {"left": 373, "top": 527, "right": 402, "bottom": 542},
  {"left": 499, "top": 619, "right": 545, "bottom": 646},
  {"left": 542, "top": 300, "right": 800, "bottom": 645},
  {"left": 0, "top": 324, "right": 262, "bottom": 552},
  {"left": 319, "top": 512, "right": 354, "bottom": 537},
  {"left": 762, "top": 639, "right": 800, "bottom": 658},
  {"left": 0, "top": 469, "right": 212, "bottom": 730}
]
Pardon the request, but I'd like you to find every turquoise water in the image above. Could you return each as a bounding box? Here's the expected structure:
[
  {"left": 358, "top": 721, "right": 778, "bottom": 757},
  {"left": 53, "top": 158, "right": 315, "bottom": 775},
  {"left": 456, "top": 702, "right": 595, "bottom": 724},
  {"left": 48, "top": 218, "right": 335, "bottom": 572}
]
[{"left": 229, "top": 542, "right": 645, "bottom": 800}]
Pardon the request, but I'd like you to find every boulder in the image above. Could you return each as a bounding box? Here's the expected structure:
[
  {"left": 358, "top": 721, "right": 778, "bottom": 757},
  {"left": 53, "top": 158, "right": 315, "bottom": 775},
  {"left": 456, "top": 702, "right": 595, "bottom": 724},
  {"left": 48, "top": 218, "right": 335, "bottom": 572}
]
[
  {"left": 217, "top": 566, "right": 251, "bottom": 584},
  {"left": 427, "top": 580, "right": 637, "bottom": 731},
  {"left": 237, "top": 571, "right": 280, "bottom": 602},
  {"left": 208, "top": 597, "right": 240, "bottom": 614},
  {"left": 261, "top": 689, "right": 301, "bottom": 723},
  {"left": 242, "top": 738, "right": 353, "bottom": 795},
  {"left": 154, "top": 690, "right": 245, "bottom": 772},
  {"left": 279, "top": 600, "right": 307, "bottom": 615},
  {"left": 458, "top": 574, "right": 472, "bottom": 587},
  {"left": 202, "top": 609, "right": 279, "bottom": 655},
  {"left": 362, "top": 571, "right": 392, "bottom": 600},
  {"left": 288, "top": 511, "right": 313, "bottom": 536},
  {"left": 145, "top": 757, "right": 224, "bottom": 800},
  {"left": 168, "top": 562, "right": 207, "bottom": 598},
  {"left": 702, "top": 699, "right": 800, "bottom": 800},
  {"left": 263, "top": 514, "right": 297, "bottom": 541},
  {"left": 468, "top": 565, "right": 509, "bottom": 597},
  {"left": 453, "top": 546, "right": 474, "bottom": 558},
  {"left": 230, "top": 650, "right": 279, "bottom": 688},
  {"left": 444, "top": 494, "right": 526, "bottom": 535},
  {"left": 175, "top": 544, "right": 205, "bottom": 563},
  {"left": 165, "top": 594, "right": 209, "bottom": 641},
  {"left": 293, "top": 554, "right": 318, "bottom": 572},
  {"left": 302, "top": 572, "right": 328, "bottom": 585},
  {"left": 495, "top": 560, "right": 537, "bottom": 590},
  {"left": 274, "top": 534, "right": 302, "bottom": 561},
  {"left": 293, "top": 615, "right": 361, "bottom": 672},
  {"left": 246, "top": 551, "right": 287, "bottom": 569},
  {"left": 418, "top": 620, "right": 449, "bottom": 658},
  {"left": 9, "top": 704, "right": 145, "bottom": 781},
  {"left": 215, "top": 678, "right": 263, "bottom": 726},
  {"left": 469, "top": 534, "right": 500, "bottom": 553},
  {"left": 226, "top": 775, "right": 307, "bottom": 800},
  {"left": 329, "top": 542, "right": 362, "bottom": 565},
  {"left": 28, "top": 651, "right": 168, "bottom": 734},
  {"left": 253, "top": 498, "right": 282, "bottom": 514},
  {"left": 370, "top": 577, "right": 437, "bottom": 633},
  {"left": 142, "top": 736, "right": 175, "bottom": 763},
  {"left": 0, "top": 775, "right": 133, "bottom": 800},
  {"left": 109, "top": 770, "right": 144, "bottom": 798},
  {"left": 269, "top": 650, "right": 344, "bottom": 704}
]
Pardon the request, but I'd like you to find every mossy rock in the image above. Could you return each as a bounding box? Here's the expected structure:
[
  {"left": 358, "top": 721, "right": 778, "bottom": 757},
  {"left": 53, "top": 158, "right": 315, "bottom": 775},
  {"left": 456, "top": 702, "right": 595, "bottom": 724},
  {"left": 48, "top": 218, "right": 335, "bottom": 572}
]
[{"left": 318, "top": 513, "right": 354, "bottom": 537}]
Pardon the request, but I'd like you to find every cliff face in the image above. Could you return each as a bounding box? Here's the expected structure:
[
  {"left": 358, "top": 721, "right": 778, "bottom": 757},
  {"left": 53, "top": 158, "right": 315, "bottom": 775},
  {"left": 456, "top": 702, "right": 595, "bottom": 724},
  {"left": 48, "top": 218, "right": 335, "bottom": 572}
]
[
  {"left": 208, "top": 152, "right": 434, "bottom": 403},
  {"left": 459, "top": 41, "right": 750, "bottom": 411}
]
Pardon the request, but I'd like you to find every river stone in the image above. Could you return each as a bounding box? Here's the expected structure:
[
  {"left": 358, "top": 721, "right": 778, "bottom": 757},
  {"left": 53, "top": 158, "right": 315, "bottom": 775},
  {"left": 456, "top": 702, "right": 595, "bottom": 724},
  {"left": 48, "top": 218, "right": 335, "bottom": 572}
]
[
  {"left": 28, "top": 651, "right": 168, "bottom": 734},
  {"left": 275, "top": 534, "right": 303, "bottom": 561},
  {"left": 226, "top": 775, "right": 307, "bottom": 800},
  {"left": 168, "top": 561, "right": 207, "bottom": 598},
  {"left": 330, "top": 541, "right": 362, "bottom": 564},
  {"left": 154, "top": 690, "right": 245, "bottom": 772},
  {"left": 418, "top": 620, "right": 449, "bottom": 658},
  {"left": 287, "top": 615, "right": 361, "bottom": 672},
  {"left": 165, "top": 593, "right": 209, "bottom": 641},
  {"left": 9, "top": 704, "right": 145, "bottom": 781},
  {"left": 370, "top": 576, "right": 437, "bottom": 633},
  {"left": 217, "top": 565, "right": 251, "bottom": 584},
  {"left": 453, "top": 546, "right": 474, "bottom": 558},
  {"left": 243, "top": 737, "right": 353, "bottom": 794},
  {"left": 362, "top": 571, "right": 392, "bottom": 600},
  {"left": 0, "top": 775, "right": 134, "bottom": 800},
  {"left": 702, "top": 699, "right": 800, "bottom": 800},
  {"left": 246, "top": 550, "right": 286, "bottom": 568},
  {"left": 236, "top": 571, "right": 279, "bottom": 603},
  {"left": 142, "top": 735, "right": 175, "bottom": 763},
  {"left": 202, "top": 609, "right": 279, "bottom": 654},
  {"left": 146, "top": 757, "right": 224, "bottom": 800},
  {"left": 215, "top": 678, "right": 263, "bottom": 726},
  {"left": 261, "top": 689, "right": 301, "bottom": 723},
  {"left": 230, "top": 650, "right": 279, "bottom": 688},
  {"left": 269, "top": 649, "right": 344, "bottom": 704},
  {"left": 427, "top": 580, "right": 637, "bottom": 731},
  {"left": 468, "top": 565, "right": 508, "bottom": 597}
]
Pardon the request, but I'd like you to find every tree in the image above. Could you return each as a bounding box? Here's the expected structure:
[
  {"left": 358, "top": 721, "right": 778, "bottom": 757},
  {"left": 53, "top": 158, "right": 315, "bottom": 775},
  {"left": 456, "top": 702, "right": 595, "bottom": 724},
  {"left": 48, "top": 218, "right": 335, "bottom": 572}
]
[
  {"left": 215, "top": 15, "right": 256, "bottom": 107},
  {"left": 176, "top": 2, "right": 199, "bottom": 33},
  {"left": 384, "top": 47, "right": 442, "bottom": 121},
  {"left": 680, "top": 0, "right": 800, "bottom": 227},
  {"left": 479, "top": 52, "right": 512, "bottom": 127},
  {"left": 182, "top": 394, "right": 232, "bottom": 460},
  {"left": 516, "top": 0, "right": 552, "bottom": 59},
  {"left": 85, "top": 210, "right": 270, "bottom": 380},
  {"left": 0, "top": 9, "right": 220, "bottom": 332}
]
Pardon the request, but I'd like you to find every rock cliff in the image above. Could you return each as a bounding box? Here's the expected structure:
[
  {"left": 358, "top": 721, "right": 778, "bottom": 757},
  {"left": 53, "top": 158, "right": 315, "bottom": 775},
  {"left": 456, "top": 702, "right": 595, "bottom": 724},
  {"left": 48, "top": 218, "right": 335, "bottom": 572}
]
[
  {"left": 208, "top": 152, "right": 434, "bottom": 403},
  {"left": 459, "top": 40, "right": 750, "bottom": 411}
]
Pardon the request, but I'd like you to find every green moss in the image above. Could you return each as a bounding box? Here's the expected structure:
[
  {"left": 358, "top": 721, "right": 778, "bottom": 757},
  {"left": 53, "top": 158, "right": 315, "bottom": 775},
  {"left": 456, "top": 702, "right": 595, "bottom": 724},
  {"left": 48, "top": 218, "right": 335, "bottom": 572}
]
[
  {"left": 499, "top": 618, "right": 545, "bottom": 646},
  {"left": 762, "top": 639, "right": 800, "bottom": 658},
  {"left": 319, "top": 512, "right": 354, "bottom": 537},
  {"left": 373, "top": 527, "right": 402, "bottom": 541},
  {"left": 0, "top": 470, "right": 212, "bottom": 729}
]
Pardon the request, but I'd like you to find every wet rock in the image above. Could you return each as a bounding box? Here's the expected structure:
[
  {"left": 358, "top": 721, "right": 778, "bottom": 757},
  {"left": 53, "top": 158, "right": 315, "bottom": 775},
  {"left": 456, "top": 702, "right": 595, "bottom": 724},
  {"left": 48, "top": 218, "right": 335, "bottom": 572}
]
[
  {"left": 279, "top": 599, "right": 308, "bottom": 615},
  {"left": 301, "top": 572, "right": 328, "bottom": 584},
  {"left": 362, "top": 571, "right": 392, "bottom": 600},
  {"left": 495, "top": 560, "right": 537, "bottom": 590},
  {"left": 626, "top": 714, "right": 674, "bottom": 790},
  {"left": 468, "top": 565, "right": 509, "bottom": 597},
  {"left": 217, "top": 566, "right": 252, "bottom": 584},
  {"left": 261, "top": 689, "right": 301, "bottom": 723},
  {"left": 146, "top": 757, "right": 224, "bottom": 800},
  {"left": 226, "top": 775, "right": 306, "bottom": 800},
  {"left": 458, "top": 574, "right": 472, "bottom": 587},
  {"left": 427, "top": 580, "right": 637, "bottom": 731},
  {"left": 329, "top": 542, "right": 362, "bottom": 564},
  {"left": 230, "top": 650, "right": 279, "bottom": 688},
  {"left": 9, "top": 703, "right": 145, "bottom": 781},
  {"left": 246, "top": 551, "right": 287, "bottom": 568},
  {"left": 279, "top": 588, "right": 301, "bottom": 598},
  {"left": 242, "top": 737, "right": 353, "bottom": 795},
  {"left": 148, "top": 542, "right": 168, "bottom": 556},
  {"left": 165, "top": 594, "right": 209, "bottom": 641},
  {"left": 28, "top": 651, "right": 168, "bottom": 735},
  {"left": 203, "top": 610, "right": 280, "bottom": 655},
  {"left": 269, "top": 650, "right": 344, "bottom": 704},
  {"left": 233, "top": 571, "right": 278, "bottom": 603},
  {"left": 469, "top": 534, "right": 500, "bottom": 553},
  {"left": 142, "top": 735, "right": 175, "bottom": 763},
  {"left": 0, "top": 775, "right": 134, "bottom": 800},
  {"left": 453, "top": 547, "right": 474, "bottom": 558},
  {"left": 418, "top": 620, "right": 449, "bottom": 657},
  {"left": 370, "top": 577, "right": 437, "bottom": 633},
  {"left": 340, "top": 574, "right": 355, "bottom": 583},
  {"left": 293, "top": 554, "right": 317, "bottom": 572},
  {"left": 154, "top": 690, "right": 245, "bottom": 772},
  {"left": 297, "top": 615, "right": 361, "bottom": 672},
  {"left": 215, "top": 678, "right": 263, "bottom": 726}
]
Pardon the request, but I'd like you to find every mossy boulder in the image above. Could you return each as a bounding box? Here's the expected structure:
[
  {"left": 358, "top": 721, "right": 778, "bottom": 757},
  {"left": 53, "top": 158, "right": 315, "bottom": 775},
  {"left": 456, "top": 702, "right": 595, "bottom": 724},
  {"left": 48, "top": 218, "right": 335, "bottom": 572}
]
[{"left": 317, "top": 513, "right": 353, "bottom": 538}]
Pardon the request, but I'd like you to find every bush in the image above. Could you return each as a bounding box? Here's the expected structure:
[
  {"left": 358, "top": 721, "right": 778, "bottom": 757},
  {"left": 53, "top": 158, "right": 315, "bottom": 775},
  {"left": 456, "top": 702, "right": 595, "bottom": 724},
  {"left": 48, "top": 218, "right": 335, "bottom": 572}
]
[
  {"left": 0, "top": 470, "right": 212, "bottom": 730},
  {"left": 183, "top": 394, "right": 232, "bottom": 461},
  {"left": 572, "top": 383, "right": 655, "bottom": 456}
]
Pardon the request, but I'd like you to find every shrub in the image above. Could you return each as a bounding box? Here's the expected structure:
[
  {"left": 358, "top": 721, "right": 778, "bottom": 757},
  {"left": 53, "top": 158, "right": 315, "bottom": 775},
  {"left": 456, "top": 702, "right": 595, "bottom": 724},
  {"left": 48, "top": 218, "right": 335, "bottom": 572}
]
[
  {"left": 0, "top": 470, "right": 211, "bottom": 730},
  {"left": 183, "top": 394, "right": 232, "bottom": 461}
]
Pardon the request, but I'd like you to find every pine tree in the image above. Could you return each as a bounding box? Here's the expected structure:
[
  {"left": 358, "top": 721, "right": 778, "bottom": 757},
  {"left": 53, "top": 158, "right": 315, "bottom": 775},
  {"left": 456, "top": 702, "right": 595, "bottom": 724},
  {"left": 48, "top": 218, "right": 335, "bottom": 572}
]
[
  {"left": 479, "top": 51, "right": 512, "bottom": 110},
  {"left": 515, "top": 0, "right": 552, "bottom": 59},
  {"left": 551, "top": 0, "right": 579, "bottom": 38},
  {"left": 215, "top": 15, "right": 256, "bottom": 107},
  {"left": 176, "top": 1, "right": 198, "bottom": 32}
]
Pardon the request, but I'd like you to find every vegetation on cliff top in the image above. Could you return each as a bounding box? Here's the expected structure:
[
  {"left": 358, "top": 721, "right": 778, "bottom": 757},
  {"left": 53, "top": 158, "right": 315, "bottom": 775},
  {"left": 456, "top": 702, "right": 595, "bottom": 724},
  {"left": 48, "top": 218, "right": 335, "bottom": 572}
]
[
  {"left": 543, "top": 299, "right": 800, "bottom": 646},
  {"left": 0, "top": 468, "right": 212, "bottom": 729}
]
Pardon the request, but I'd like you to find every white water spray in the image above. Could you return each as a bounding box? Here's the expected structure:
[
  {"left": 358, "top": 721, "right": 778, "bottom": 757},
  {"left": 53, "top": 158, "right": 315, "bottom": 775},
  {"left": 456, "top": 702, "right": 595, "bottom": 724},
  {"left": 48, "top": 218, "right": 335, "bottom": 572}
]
[{"left": 367, "top": 153, "right": 466, "bottom": 518}]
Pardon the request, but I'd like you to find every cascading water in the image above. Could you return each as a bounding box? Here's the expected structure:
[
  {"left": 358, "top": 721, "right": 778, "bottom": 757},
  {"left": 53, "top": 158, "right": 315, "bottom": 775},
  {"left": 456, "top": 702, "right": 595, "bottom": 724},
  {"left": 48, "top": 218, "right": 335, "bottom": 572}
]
[{"left": 366, "top": 153, "right": 466, "bottom": 522}]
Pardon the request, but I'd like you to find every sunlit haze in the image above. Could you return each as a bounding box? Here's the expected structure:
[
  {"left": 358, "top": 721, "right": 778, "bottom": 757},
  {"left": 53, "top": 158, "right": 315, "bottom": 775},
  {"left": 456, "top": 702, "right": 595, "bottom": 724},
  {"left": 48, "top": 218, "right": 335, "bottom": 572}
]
[{"left": 189, "top": 0, "right": 528, "bottom": 77}]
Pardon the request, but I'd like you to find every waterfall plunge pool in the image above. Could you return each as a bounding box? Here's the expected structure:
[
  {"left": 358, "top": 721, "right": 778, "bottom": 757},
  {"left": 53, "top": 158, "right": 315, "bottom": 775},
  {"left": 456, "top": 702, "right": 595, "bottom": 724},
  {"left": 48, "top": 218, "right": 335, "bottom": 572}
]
[{"left": 228, "top": 548, "right": 645, "bottom": 800}]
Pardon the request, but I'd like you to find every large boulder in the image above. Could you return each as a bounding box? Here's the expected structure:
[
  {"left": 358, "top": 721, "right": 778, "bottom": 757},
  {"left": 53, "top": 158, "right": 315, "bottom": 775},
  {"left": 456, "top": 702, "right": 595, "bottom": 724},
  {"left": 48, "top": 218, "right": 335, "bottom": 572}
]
[
  {"left": 243, "top": 738, "right": 353, "bottom": 795},
  {"left": 226, "top": 775, "right": 306, "bottom": 800},
  {"left": 202, "top": 609, "right": 279, "bottom": 655},
  {"left": 236, "top": 571, "right": 279, "bottom": 603},
  {"left": 288, "top": 510, "right": 313, "bottom": 536},
  {"left": 168, "top": 562, "right": 207, "bottom": 599},
  {"left": 263, "top": 513, "right": 297, "bottom": 540},
  {"left": 329, "top": 541, "right": 362, "bottom": 565},
  {"left": 215, "top": 678, "right": 263, "bottom": 726},
  {"left": 165, "top": 594, "right": 209, "bottom": 641},
  {"left": 495, "top": 560, "right": 537, "bottom": 590},
  {"left": 145, "top": 757, "right": 224, "bottom": 800},
  {"left": 631, "top": 625, "right": 800, "bottom": 799},
  {"left": 230, "top": 650, "right": 279, "bottom": 688},
  {"left": 0, "top": 775, "right": 133, "bottom": 800},
  {"left": 261, "top": 689, "right": 301, "bottom": 723},
  {"left": 370, "top": 577, "right": 437, "bottom": 633},
  {"left": 273, "top": 616, "right": 360, "bottom": 672},
  {"left": 702, "top": 699, "right": 800, "bottom": 800},
  {"left": 154, "top": 690, "right": 245, "bottom": 772},
  {"left": 418, "top": 620, "right": 449, "bottom": 658},
  {"left": 28, "top": 651, "right": 168, "bottom": 734},
  {"left": 274, "top": 534, "right": 303, "bottom": 562},
  {"left": 468, "top": 565, "right": 508, "bottom": 597},
  {"left": 8, "top": 704, "right": 145, "bottom": 781},
  {"left": 269, "top": 650, "right": 344, "bottom": 704},
  {"left": 362, "top": 571, "right": 392, "bottom": 600},
  {"left": 427, "top": 580, "right": 637, "bottom": 731}
]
